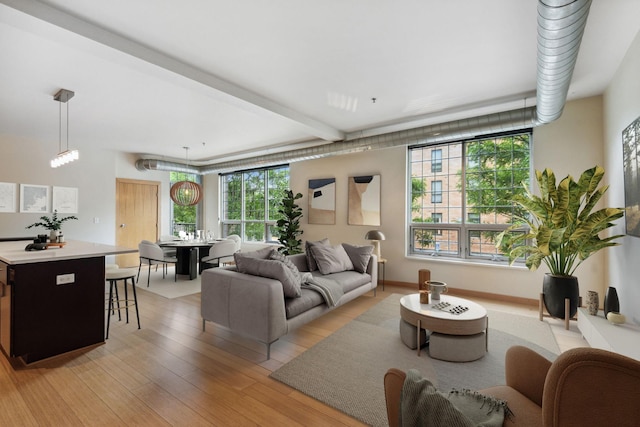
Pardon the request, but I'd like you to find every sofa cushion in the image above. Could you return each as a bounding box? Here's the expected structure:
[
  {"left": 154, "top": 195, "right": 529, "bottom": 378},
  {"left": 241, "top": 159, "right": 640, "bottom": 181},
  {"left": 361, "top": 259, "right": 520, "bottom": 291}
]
[
  {"left": 305, "top": 238, "right": 329, "bottom": 271},
  {"left": 284, "top": 288, "right": 324, "bottom": 319},
  {"left": 234, "top": 246, "right": 275, "bottom": 266},
  {"left": 269, "top": 250, "right": 303, "bottom": 284},
  {"left": 234, "top": 257, "right": 301, "bottom": 298},
  {"left": 342, "top": 243, "right": 373, "bottom": 273},
  {"left": 312, "top": 270, "right": 371, "bottom": 294},
  {"left": 311, "top": 244, "right": 354, "bottom": 275}
]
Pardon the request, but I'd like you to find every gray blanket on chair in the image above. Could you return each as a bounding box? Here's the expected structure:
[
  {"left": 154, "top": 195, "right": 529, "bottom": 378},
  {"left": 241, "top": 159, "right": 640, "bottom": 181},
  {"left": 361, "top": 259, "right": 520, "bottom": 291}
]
[{"left": 300, "top": 272, "right": 344, "bottom": 307}]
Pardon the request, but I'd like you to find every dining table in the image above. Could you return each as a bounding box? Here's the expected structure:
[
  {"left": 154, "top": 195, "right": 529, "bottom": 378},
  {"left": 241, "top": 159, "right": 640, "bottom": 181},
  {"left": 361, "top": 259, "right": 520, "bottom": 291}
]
[{"left": 159, "top": 239, "right": 224, "bottom": 280}]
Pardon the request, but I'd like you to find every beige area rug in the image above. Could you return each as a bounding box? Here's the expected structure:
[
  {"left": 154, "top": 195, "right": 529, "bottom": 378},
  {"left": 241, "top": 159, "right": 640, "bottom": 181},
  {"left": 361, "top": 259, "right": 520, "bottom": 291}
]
[
  {"left": 270, "top": 293, "right": 559, "bottom": 427},
  {"left": 134, "top": 265, "right": 201, "bottom": 299}
]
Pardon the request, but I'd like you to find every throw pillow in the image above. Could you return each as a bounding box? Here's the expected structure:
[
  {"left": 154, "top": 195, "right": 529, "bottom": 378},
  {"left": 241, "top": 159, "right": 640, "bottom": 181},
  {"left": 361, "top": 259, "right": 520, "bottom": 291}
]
[
  {"left": 305, "top": 238, "right": 330, "bottom": 271},
  {"left": 342, "top": 243, "right": 374, "bottom": 273},
  {"left": 269, "top": 250, "right": 303, "bottom": 285},
  {"left": 234, "top": 246, "right": 275, "bottom": 272},
  {"left": 234, "top": 256, "right": 301, "bottom": 298},
  {"left": 310, "top": 244, "right": 354, "bottom": 275}
]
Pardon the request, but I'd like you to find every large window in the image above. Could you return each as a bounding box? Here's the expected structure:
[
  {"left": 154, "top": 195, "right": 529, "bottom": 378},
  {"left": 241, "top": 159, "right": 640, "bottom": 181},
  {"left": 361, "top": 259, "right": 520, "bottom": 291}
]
[
  {"left": 221, "top": 165, "right": 289, "bottom": 242},
  {"left": 169, "top": 172, "right": 201, "bottom": 237},
  {"left": 409, "top": 131, "right": 531, "bottom": 260}
]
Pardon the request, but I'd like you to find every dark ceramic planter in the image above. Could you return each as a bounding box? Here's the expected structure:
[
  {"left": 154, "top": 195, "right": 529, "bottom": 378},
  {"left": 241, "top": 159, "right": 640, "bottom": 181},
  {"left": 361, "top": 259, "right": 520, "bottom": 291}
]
[{"left": 542, "top": 274, "right": 579, "bottom": 319}]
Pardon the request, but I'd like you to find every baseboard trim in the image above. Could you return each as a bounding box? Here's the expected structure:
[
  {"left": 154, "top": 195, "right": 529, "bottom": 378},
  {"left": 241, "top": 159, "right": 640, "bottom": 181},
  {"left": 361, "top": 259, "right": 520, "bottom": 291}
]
[{"left": 382, "top": 280, "right": 538, "bottom": 307}]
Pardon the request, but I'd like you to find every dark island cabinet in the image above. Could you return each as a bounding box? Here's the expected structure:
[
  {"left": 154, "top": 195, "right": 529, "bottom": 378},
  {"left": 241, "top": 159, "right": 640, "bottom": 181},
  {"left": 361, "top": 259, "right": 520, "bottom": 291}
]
[{"left": 0, "top": 257, "right": 105, "bottom": 363}]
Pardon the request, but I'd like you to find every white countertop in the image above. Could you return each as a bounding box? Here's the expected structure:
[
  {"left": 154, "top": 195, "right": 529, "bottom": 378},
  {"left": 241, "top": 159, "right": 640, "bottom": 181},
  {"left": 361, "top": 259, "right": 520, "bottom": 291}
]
[{"left": 0, "top": 240, "right": 137, "bottom": 264}]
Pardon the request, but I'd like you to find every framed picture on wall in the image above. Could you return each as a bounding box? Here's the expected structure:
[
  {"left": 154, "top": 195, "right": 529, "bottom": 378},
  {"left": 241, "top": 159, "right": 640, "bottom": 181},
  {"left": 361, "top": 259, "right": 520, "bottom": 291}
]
[
  {"left": 348, "top": 174, "right": 381, "bottom": 226},
  {"left": 52, "top": 186, "right": 79, "bottom": 214},
  {"left": 308, "top": 178, "right": 336, "bottom": 224},
  {"left": 20, "top": 184, "right": 49, "bottom": 213},
  {"left": 0, "top": 182, "right": 17, "bottom": 213},
  {"left": 623, "top": 115, "right": 640, "bottom": 237}
]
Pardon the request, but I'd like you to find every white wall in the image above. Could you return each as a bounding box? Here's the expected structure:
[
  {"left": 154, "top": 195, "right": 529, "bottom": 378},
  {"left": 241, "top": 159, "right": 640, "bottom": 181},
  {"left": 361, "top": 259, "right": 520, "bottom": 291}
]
[
  {"left": 290, "top": 96, "right": 609, "bottom": 302},
  {"left": 0, "top": 136, "right": 169, "bottom": 245},
  {"left": 603, "top": 29, "right": 640, "bottom": 325}
]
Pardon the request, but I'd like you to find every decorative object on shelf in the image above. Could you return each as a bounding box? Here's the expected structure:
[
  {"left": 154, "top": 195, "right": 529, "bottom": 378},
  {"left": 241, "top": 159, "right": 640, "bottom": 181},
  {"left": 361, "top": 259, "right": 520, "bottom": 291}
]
[
  {"left": 604, "top": 286, "right": 620, "bottom": 318},
  {"left": 51, "top": 89, "right": 79, "bottom": 168},
  {"left": 606, "top": 311, "right": 626, "bottom": 325},
  {"left": 497, "top": 166, "right": 625, "bottom": 319},
  {"left": 348, "top": 174, "right": 381, "bottom": 226},
  {"left": 170, "top": 147, "right": 202, "bottom": 206},
  {"left": 25, "top": 209, "right": 78, "bottom": 242},
  {"left": 586, "top": 290, "right": 599, "bottom": 316},
  {"left": 418, "top": 269, "right": 430, "bottom": 303},
  {"left": 276, "top": 189, "right": 303, "bottom": 255},
  {"left": 365, "top": 230, "right": 385, "bottom": 259}
]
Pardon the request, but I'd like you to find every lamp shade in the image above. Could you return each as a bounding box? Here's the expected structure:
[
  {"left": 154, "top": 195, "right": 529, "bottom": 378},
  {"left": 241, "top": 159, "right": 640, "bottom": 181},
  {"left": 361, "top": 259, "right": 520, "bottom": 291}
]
[
  {"left": 365, "top": 230, "right": 385, "bottom": 241},
  {"left": 170, "top": 180, "right": 203, "bottom": 206}
]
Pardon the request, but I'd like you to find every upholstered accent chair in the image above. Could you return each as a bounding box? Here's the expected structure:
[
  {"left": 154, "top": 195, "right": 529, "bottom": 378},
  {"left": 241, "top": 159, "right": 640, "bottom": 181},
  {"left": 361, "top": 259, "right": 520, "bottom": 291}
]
[
  {"left": 200, "top": 239, "right": 237, "bottom": 270},
  {"left": 137, "top": 240, "right": 177, "bottom": 286},
  {"left": 384, "top": 345, "right": 640, "bottom": 427}
]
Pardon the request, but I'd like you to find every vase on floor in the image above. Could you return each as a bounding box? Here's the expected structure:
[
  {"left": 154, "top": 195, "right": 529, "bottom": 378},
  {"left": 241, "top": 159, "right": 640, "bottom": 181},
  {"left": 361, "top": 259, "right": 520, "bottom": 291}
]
[
  {"left": 586, "top": 291, "right": 599, "bottom": 316},
  {"left": 604, "top": 286, "right": 620, "bottom": 318}
]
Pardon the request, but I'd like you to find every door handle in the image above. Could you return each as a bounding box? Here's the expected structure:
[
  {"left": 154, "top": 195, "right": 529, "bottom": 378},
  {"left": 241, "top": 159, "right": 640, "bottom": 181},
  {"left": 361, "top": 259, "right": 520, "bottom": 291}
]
[{"left": 120, "top": 224, "right": 126, "bottom": 228}]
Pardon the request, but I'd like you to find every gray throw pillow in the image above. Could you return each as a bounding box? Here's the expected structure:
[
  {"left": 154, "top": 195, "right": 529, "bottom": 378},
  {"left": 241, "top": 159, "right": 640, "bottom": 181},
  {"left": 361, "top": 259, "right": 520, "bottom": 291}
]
[
  {"left": 342, "top": 243, "right": 374, "bottom": 273},
  {"left": 305, "top": 238, "right": 330, "bottom": 271},
  {"left": 311, "top": 244, "right": 354, "bottom": 275},
  {"left": 234, "top": 256, "right": 301, "bottom": 298},
  {"left": 269, "top": 250, "right": 303, "bottom": 285},
  {"left": 234, "top": 246, "right": 275, "bottom": 271}
]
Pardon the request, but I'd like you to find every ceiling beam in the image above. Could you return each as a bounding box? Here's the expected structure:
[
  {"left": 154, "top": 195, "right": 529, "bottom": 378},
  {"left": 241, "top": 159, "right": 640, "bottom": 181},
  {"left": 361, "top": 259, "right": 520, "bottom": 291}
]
[{"left": 0, "top": 0, "right": 345, "bottom": 142}]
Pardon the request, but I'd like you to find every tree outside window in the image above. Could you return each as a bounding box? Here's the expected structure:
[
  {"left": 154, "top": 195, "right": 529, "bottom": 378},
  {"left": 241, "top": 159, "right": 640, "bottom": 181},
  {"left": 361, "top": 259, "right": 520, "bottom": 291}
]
[
  {"left": 409, "top": 131, "right": 531, "bottom": 260},
  {"left": 221, "top": 166, "right": 289, "bottom": 242}
]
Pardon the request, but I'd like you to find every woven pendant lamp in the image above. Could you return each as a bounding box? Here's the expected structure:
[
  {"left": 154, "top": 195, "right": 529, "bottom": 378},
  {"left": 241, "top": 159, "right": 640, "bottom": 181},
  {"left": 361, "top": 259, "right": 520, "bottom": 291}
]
[{"left": 170, "top": 147, "right": 203, "bottom": 206}]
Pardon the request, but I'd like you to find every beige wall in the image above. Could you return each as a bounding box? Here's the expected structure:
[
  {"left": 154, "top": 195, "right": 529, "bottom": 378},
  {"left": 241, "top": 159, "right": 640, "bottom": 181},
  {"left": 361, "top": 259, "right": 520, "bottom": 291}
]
[
  {"left": 289, "top": 96, "right": 607, "bottom": 302},
  {"left": 604, "top": 28, "right": 640, "bottom": 324}
]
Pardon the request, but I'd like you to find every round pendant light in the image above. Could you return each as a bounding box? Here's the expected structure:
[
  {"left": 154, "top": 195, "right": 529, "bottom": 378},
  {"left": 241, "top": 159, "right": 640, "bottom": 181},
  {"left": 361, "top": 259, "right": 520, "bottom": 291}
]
[{"left": 170, "top": 146, "right": 203, "bottom": 206}]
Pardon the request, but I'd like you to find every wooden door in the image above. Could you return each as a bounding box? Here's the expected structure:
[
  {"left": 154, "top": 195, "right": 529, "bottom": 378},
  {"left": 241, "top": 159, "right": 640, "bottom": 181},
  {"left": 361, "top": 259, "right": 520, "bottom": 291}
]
[{"left": 115, "top": 179, "right": 159, "bottom": 267}]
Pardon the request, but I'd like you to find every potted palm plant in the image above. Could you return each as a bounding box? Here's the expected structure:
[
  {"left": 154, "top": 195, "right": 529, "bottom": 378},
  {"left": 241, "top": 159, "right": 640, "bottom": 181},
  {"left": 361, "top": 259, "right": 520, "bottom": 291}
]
[
  {"left": 497, "top": 166, "right": 624, "bottom": 319},
  {"left": 26, "top": 210, "right": 78, "bottom": 242}
]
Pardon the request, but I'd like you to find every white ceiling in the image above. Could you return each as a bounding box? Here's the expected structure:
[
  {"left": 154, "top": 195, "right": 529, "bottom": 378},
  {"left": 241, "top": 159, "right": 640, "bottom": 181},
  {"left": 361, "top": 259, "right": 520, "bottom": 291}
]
[{"left": 1, "top": 0, "right": 639, "bottom": 165}]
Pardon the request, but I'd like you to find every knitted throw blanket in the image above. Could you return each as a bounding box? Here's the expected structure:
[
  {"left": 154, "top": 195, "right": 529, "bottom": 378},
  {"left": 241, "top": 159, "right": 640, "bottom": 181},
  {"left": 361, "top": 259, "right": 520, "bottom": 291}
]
[
  {"left": 300, "top": 272, "right": 344, "bottom": 307},
  {"left": 400, "top": 369, "right": 511, "bottom": 427}
]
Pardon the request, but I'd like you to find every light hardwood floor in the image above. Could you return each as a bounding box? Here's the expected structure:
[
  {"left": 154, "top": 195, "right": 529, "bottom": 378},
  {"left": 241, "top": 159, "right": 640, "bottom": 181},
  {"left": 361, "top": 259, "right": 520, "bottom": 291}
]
[{"left": 0, "top": 281, "right": 586, "bottom": 426}]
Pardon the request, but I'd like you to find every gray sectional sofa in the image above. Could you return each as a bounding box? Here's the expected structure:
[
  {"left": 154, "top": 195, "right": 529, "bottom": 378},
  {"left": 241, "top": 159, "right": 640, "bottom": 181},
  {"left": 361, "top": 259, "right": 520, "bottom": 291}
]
[{"left": 201, "top": 243, "right": 378, "bottom": 359}]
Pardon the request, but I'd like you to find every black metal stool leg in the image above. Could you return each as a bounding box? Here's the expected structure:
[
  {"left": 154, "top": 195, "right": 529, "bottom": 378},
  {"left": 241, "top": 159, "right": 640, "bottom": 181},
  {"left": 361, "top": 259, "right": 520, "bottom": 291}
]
[
  {"left": 123, "top": 277, "right": 130, "bottom": 324},
  {"left": 129, "top": 277, "right": 141, "bottom": 329},
  {"left": 106, "top": 280, "right": 114, "bottom": 339}
]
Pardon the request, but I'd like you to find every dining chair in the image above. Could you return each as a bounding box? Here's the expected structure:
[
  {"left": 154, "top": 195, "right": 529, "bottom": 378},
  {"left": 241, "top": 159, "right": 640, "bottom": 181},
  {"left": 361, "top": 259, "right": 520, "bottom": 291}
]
[
  {"left": 200, "top": 239, "right": 237, "bottom": 271},
  {"left": 137, "top": 240, "right": 178, "bottom": 286},
  {"left": 226, "top": 234, "right": 242, "bottom": 252}
]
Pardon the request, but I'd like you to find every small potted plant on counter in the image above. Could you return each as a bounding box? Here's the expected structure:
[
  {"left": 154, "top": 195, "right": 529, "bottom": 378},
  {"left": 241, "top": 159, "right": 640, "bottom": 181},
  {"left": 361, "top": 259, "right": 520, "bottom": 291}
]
[{"left": 26, "top": 210, "right": 78, "bottom": 243}]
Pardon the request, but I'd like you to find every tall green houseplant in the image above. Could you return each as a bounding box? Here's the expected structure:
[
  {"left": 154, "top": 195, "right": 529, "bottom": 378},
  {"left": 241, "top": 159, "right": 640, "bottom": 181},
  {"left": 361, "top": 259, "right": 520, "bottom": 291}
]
[
  {"left": 276, "top": 190, "right": 303, "bottom": 255},
  {"left": 497, "top": 166, "right": 624, "bottom": 318}
]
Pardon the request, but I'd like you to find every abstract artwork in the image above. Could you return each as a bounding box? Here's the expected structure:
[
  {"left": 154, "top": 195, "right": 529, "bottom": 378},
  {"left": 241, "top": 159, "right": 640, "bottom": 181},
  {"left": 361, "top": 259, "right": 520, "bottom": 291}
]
[
  {"left": 348, "top": 174, "right": 380, "bottom": 226},
  {"left": 20, "top": 184, "right": 49, "bottom": 213},
  {"left": 623, "top": 115, "right": 640, "bottom": 237},
  {"left": 52, "top": 186, "right": 79, "bottom": 213},
  {"left": 308, "top": 178, "right": 336, "bottom": 224},
  {"left": 0, "top": 182, "right": 16, "bottom": 213}
]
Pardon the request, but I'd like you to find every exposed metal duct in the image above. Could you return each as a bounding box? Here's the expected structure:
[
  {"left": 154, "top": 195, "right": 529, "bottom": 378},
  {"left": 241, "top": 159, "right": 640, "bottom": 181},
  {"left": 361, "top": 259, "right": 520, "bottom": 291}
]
[
  {"left": 137, "top": 0, "right": 593, "bottom": 174},
  {"left": 135, "top": 159, "right": 199, "bottom": 174},
  {"left": 535, "top": 0, "right": 592, "bottom": 123},
  {"left": 136, "top": 107, "right": 536, "bottom": 174}
]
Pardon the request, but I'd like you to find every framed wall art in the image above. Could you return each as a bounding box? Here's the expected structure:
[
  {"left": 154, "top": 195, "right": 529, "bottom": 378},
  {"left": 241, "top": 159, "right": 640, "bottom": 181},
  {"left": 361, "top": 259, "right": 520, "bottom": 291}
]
[
  {"left": 623, "top": 115, "right": 640, "bottom": 237},
  {"left": 52, "top": 186, "right": 79, "bottom": 214},
  {"left": 20, "top": 184, "right": 49, "bottom": 213},
  {"left": 348, "top": 174, "right": 381, "bottom": 226},
  {"left": 308, "top": 178, "right": 336, "bottom": 225},
  {"left": 0, "top": 182, "right": 17, "bottom": 213}
]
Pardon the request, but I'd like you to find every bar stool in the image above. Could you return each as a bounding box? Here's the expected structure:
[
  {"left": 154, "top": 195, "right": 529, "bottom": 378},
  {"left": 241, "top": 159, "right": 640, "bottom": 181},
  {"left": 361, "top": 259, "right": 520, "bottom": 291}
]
[{"left": 105, "top": 267, "right": 141, "bottom": 339}]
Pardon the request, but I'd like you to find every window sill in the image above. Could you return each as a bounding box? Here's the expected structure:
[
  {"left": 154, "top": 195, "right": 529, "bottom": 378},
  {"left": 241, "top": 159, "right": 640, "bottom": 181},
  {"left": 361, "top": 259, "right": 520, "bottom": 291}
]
[{"left": 405, "top": 254, "right": 529, "bottom": 271}]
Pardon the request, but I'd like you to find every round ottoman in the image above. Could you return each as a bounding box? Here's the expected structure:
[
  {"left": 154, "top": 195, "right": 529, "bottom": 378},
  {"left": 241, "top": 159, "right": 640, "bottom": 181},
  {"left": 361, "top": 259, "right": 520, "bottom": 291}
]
[
  {"left": 429, "top": 331, "right": 486, "bottom": 362},
  {"left": 400, "top": 318, "right": 428, "bottom": 350}
]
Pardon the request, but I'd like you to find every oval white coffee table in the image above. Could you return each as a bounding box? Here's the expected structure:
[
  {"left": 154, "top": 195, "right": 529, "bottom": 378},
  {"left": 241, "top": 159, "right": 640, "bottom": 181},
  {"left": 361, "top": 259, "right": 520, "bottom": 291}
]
[{"left": 400, "top": 293, "right": 488, "bottom": 361}]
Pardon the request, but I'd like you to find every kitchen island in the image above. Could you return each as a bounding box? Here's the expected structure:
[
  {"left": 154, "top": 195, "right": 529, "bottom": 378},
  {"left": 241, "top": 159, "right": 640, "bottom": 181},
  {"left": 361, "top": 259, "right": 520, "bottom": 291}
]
[{"left": 0, "top": 240, "right": 136, "bottom": 363}]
